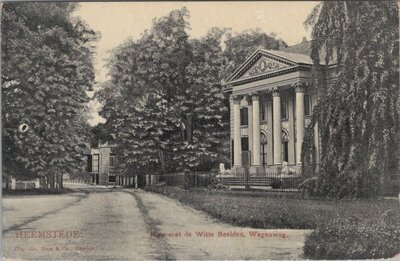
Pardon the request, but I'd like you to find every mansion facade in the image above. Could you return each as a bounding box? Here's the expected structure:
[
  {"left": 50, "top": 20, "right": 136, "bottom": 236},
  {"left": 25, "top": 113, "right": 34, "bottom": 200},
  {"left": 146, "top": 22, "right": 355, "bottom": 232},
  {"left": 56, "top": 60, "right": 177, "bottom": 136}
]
[{"left": 223, "top": 41, "right": 336, "bottom": 176}]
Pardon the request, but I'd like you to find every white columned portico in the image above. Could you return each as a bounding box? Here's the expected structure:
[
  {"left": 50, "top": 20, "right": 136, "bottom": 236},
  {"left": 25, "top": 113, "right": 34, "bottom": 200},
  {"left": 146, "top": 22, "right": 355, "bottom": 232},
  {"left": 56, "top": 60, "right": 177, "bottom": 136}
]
[
  {"left": 246, "top": 96, "right": 253, "bottom": 165},
  {"left": 233, "top": 96, "right": 242, "bottom": 167},
  {"left": 252, "top": 93, "right": 261, "bottom": 166},
  {"left": 272, "top": 88, "right": 282, "bottom": 166},
  {"left": 295, "top": 83, "right": 305, "bottom": 165}
]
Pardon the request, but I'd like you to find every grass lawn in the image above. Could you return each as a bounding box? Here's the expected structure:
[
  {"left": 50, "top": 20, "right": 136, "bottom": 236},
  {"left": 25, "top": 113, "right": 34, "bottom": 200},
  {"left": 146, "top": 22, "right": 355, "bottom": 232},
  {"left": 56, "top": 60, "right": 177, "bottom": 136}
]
[{"left": 146, "top": 185, "right": 400, "bottom": 259}]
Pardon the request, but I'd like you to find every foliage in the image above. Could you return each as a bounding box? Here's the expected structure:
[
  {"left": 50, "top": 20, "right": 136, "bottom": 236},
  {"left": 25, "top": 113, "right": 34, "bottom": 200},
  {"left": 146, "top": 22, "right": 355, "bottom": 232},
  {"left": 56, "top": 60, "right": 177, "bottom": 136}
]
[
  {"left": 304, "top": 212, "right": 400, "bottom": 259},
  {"left": 298, "top": 177, "right": 318, "bottom": 195},
  {"left": 303, "top": 2, "right": 400, "bottom": 198},
  {"left": 1, "top": 3, "right": 99, "bottom": 186},
  {"left": 90, "top": 123, "right": 113, "bottom": 147},
  {"left": 98, "top": 8, "right": 195, "bottom": 176},
  {"left": 96, "top": 9, "right": 284, "bottom": 178},
  {"left": 270, "top": 178, "right": 282, "bottom": 189},
  {"left": 221, "top": 28, "right": 286, "bottom": 79}
]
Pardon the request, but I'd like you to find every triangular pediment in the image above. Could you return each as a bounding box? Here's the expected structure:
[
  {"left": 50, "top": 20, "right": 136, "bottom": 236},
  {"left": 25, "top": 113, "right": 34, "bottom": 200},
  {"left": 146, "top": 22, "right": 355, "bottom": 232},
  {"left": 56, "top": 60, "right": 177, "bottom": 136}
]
[
  {"left": 241, "top": 57, "right": 288, "bottom": 78},
  {"left": 226, "top": 50, "right": 298, "bottom": 83}
]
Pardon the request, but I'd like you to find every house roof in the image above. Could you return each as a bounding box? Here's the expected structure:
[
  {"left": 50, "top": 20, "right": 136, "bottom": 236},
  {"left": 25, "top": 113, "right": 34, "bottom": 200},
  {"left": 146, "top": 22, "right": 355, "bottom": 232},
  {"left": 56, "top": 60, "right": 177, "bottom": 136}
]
[
  {"left": 282, "top": 40, "right": 337, "bottom": 65},
  {"left": 259, "top": 49, "right": 313, "bottom": 64},
  {"left": 260, "top": 40, "right": 314, "bottom": 64},
  {"left": 282, "top": 40, "right": 312, "bottom": 56}
]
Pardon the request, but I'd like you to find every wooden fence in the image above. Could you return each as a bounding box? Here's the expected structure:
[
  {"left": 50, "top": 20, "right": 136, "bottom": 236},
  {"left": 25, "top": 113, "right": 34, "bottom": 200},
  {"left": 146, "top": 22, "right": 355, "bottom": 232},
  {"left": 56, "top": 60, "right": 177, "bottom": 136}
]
[{"left": 2, "top": 179, "right": 39, "bottom": 190}]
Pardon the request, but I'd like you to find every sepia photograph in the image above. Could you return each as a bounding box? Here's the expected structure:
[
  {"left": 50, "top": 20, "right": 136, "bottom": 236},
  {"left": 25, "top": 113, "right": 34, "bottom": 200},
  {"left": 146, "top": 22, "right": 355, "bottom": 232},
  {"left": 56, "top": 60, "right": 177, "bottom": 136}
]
[{"left": 1, "top": 1, "right": 400, "bottom": 260}]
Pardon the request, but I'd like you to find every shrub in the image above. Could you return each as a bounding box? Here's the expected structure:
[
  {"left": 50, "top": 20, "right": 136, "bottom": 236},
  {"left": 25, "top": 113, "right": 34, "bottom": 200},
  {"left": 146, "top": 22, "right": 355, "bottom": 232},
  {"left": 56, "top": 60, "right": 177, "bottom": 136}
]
[
  {"left": 304, "top": 211, "right": 400, "bottom": 259},
  {"left": 271, "top": 178, "right": 282, "bottom": 189},
  {"left": 299, "top": 177, "right": 318, "bottom": 196},
  {"left": 281, "top": 178, "right": 302, "bottom": 189},
  {"left": 3, "top": 188, "right": 73, "bottom": 196}
]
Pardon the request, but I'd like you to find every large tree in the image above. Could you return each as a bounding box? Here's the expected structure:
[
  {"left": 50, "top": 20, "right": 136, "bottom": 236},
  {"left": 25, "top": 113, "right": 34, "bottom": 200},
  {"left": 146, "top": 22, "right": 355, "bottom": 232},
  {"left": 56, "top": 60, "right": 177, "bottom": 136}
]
[
  {"left": 303, "top": 1, "right": 399, "bottom": 198},
  {"left": 96, "top": 8, "right": 285, "bottom": 184},
  {"left": 2, "top": 3, "right": 99, "bottom": 187},
  {"left": 97, "top": 9, "right": 192, "bottom": 177},
  {"left": 99, "top": 9, "right": 226, "bottom": 178}
]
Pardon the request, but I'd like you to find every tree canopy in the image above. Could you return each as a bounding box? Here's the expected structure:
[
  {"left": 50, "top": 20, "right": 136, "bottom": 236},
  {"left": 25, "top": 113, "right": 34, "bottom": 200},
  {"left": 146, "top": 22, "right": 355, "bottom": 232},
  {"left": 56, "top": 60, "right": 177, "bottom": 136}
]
[
  {"left": 2, "top": 3, "right": 99, "bottom": 186},
  {"left": 221, "top": 28, "right": 286, "bottom": 79},
  {"left": 303, "top": 1, "right": 399, "bottom": 198},
  {"left": 96, "top": 8, "right": 283, "bottom": 178}
]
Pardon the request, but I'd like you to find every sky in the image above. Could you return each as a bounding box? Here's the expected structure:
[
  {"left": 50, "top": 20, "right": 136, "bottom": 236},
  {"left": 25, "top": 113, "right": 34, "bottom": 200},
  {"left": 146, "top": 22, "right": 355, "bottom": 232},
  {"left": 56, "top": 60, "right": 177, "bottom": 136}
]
[{"left": 74, "top": 1, "right": 319, "bottom": 125}]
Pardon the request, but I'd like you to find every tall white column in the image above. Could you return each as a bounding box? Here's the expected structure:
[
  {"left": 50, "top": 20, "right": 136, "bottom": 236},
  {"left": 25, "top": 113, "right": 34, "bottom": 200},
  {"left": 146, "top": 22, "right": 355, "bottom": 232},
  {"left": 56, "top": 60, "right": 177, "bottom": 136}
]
[
  {"left": 252, "top": 94, "right": 261, "bottom": 166},
  {"left": 266, "top": 99, "right": 273, "bottom": 165},
  {"left": 288, "top": 95, "right": 296, "bottom": 165},
  {"left": 272, "top": 89, "right": 282, "bottom": 165},
  {"left": 233, "top": 96, "right": 242, "bottom": 166},
  {"left": 246, "top": 96, "right": 253, "bottom": 165},
  {"left": 295, "top": 83, "right": 305, "bottom": 165}
]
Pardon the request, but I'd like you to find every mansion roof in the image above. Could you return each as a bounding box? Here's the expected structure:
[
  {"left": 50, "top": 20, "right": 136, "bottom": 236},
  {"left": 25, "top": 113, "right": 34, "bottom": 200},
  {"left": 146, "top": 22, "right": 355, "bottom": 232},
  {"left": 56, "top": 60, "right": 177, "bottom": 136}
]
[
  {"left": 260, "top": 49, "right": 312, "bottom": 64},
  {"left": 283, "top": 40, "right": 312, "bottom": 56}
]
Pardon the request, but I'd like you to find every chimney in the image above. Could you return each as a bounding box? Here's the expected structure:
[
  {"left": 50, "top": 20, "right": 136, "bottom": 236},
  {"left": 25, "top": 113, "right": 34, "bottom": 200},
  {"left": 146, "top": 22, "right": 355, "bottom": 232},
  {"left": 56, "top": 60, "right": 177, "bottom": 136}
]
[
  {"left": 278, "top": 39, "right": 285, "bottom": 50},
  {"left": 302, "top": 36, "right": 308, "bottom": 43}
]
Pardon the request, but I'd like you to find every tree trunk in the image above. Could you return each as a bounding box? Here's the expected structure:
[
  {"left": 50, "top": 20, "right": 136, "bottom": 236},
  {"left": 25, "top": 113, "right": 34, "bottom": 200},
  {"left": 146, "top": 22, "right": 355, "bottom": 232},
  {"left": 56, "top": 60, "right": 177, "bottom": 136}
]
[
  {"left": 158, "top": 150, "right": 166, "bottom": 174},
  {"left": 40, "top": 176, "right": 44, "bottom": 188},
  {"left": 50, "top": 173, "right": 55, "bottom": 189},
  {"left": 183, "top": 171, "right": 191, "bottom": 189},
  {"left": 59, "top": 173, "right": 64, "bottom": 189},
  {"left": 5, "top": 176, "right": 9, "bottom": 190},
  {"left": 55, "top": 173, "right": 59, "bottom": 189},
  {"left": 185, "top": 113, "right": 194, "bottom": 141}
]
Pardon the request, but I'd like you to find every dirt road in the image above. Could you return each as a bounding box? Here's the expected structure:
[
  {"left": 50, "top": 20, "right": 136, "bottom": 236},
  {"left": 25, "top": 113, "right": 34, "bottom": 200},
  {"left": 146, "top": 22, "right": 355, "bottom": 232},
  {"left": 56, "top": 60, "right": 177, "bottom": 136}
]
[{"left": 2, "top": 184, "right": 311, "bottom": 260}]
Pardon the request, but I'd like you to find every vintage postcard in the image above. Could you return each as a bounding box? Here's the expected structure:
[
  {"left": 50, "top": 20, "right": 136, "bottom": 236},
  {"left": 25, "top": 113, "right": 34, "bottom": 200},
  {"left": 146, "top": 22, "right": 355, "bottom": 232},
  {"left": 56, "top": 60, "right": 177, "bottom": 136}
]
[{"left": 2, "top": 1, "right": 399, "bottom": 260}]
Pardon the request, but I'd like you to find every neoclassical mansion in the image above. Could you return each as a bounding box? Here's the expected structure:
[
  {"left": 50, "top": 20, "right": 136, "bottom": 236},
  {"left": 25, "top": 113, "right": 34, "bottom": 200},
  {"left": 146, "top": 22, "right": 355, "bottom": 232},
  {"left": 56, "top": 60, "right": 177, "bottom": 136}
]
[{"left": 223, "top": 40, "right": 336, "bottom": 176}]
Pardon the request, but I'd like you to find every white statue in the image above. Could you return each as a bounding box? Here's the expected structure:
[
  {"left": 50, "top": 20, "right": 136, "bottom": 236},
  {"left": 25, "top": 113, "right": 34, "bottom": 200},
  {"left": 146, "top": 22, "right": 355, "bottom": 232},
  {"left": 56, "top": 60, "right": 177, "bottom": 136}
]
[
  {"left": 281, "top": 161, "right": 296, "bottom": 176},
  {"left": 219, "top": 163, "right": 231, "bottom": 175}
]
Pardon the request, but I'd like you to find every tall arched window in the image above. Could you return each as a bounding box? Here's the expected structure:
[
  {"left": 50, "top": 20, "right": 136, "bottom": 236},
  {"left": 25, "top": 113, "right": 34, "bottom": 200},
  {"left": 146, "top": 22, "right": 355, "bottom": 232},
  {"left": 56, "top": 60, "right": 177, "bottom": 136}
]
[
  {"left": 282, "top": 130, "right": 289, "bottom": 163},
  {"left": 260, "top": 132, "right": 268, "bottom": 166}
]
